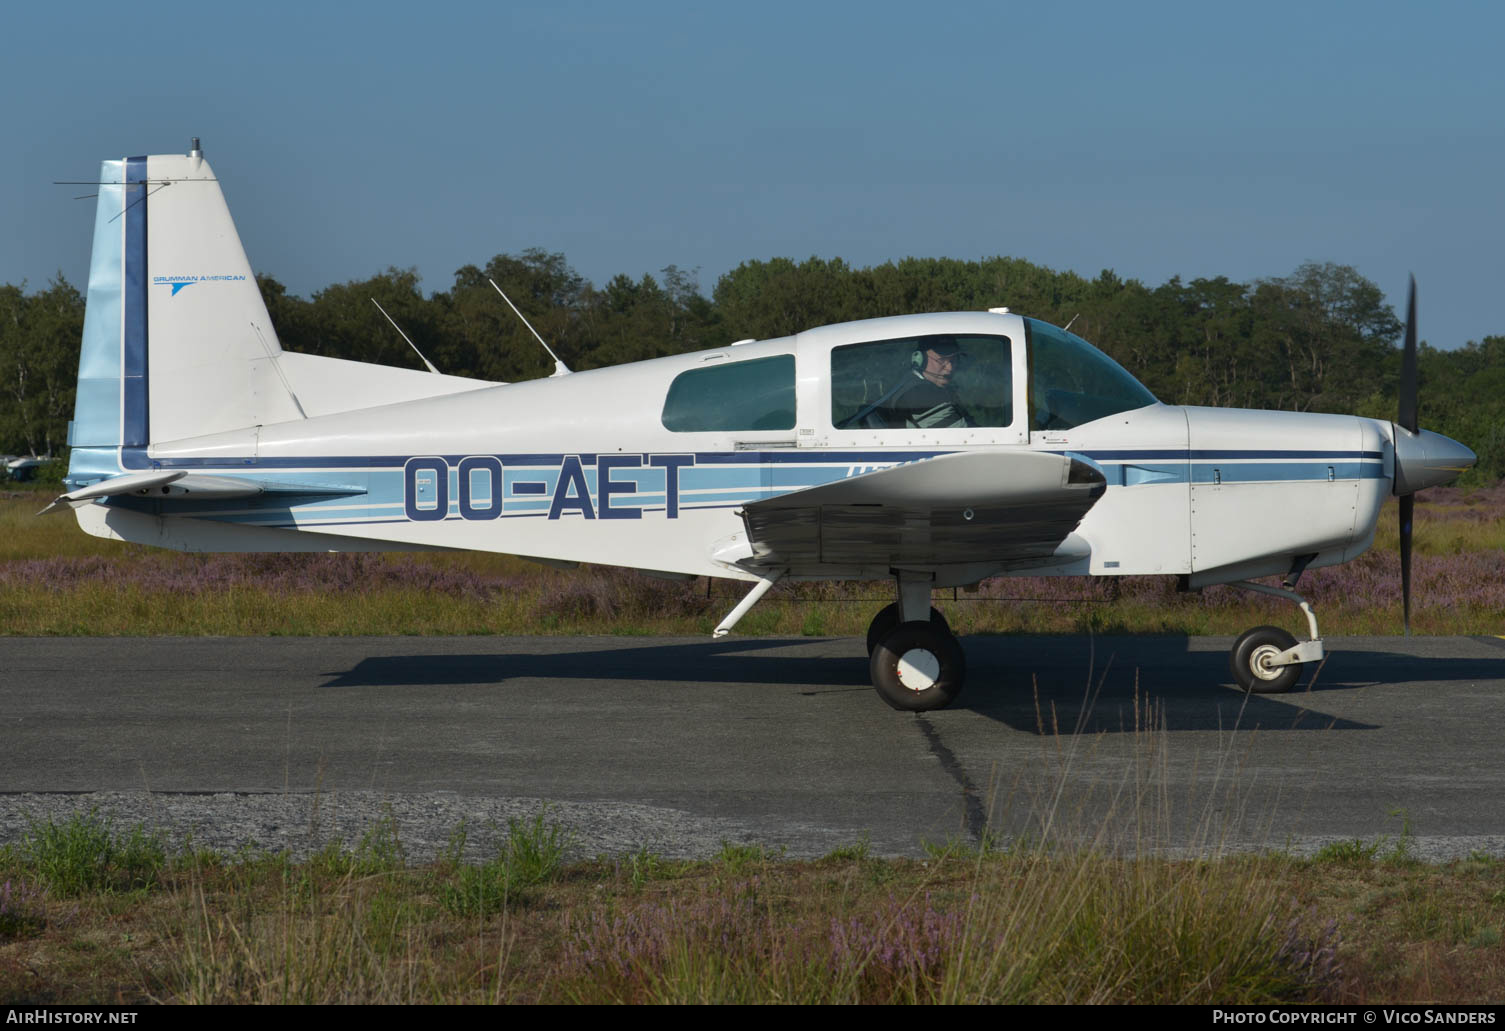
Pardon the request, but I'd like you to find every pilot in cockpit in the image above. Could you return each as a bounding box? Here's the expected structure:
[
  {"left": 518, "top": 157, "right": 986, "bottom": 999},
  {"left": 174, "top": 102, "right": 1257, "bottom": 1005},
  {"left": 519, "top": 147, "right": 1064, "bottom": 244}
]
[
  {"left": 835, "top": 335, "right": 989, "bottom": 431},
  {"left": 878, "top": 339, "right": 975, "bottom": 429}
]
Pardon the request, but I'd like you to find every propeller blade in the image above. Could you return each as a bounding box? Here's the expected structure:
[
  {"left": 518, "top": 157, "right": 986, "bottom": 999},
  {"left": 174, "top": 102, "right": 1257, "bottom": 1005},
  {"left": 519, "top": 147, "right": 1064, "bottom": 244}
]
[
  {"left": 1397, "top": 276, "right": 1418, "bottom": 636},
  {"left": 1400, "top": 493, "right": 1413, "bottom": 636},
  {"left": 1399, "top": 275, "right": 1418, "bottom": 434}
]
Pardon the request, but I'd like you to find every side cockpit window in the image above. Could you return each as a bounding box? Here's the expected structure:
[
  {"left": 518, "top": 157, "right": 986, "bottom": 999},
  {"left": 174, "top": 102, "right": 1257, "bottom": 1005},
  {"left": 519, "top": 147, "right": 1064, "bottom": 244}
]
[
  {"left": 830, "top": 335, "right": 1013, "bottom": 430},
  {"left": 1026, "top": 319, "right": 1158, "bottom": 430},
  {"left": 661, "top": 354, "right": 796, "bottom": 432}
]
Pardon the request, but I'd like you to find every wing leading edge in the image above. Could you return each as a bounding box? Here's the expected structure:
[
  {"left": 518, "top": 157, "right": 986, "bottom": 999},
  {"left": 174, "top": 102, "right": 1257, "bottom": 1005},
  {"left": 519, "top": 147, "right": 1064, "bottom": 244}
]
[{"left": 738, "top": 449, "right": 1106, "bottom": 572}]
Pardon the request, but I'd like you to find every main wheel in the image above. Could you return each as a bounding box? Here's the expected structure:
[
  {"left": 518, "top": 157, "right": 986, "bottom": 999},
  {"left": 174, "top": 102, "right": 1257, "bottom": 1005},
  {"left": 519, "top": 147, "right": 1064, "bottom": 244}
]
[
  {"left": 1229, "top": 625, "right": 1302, "bottom": 693},
  {"left": 865, "top": 603, "right": 951, "bottom": 655},
  {"left": 870, "top": 621, "right": 966, "bottom": 711}
]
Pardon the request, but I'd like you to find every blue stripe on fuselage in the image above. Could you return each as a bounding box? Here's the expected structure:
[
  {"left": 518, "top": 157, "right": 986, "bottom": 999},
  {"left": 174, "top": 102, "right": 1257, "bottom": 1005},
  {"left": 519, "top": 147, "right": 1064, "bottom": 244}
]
[
  {"left": 122, "top": 156, "right": 149, "bottom": 449},
  {"left": 101, "top": 446, "right": 1386, "bottom": 532},
  {"left": 119, "top": 446, "right": 1384, "bottom": 471}
]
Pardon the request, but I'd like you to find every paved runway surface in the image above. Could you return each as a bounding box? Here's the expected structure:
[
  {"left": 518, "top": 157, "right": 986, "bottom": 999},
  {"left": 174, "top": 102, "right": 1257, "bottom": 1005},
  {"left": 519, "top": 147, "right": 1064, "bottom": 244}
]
[{"left": 4, "top": 635, "right": 1504, "bottom": 861}]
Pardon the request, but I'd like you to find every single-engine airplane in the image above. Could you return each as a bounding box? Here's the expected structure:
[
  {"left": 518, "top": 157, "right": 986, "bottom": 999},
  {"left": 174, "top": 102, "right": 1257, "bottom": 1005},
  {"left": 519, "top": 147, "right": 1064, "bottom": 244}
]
[{"left": 49, "top": 142, "right": 1476, "bottom": 709}]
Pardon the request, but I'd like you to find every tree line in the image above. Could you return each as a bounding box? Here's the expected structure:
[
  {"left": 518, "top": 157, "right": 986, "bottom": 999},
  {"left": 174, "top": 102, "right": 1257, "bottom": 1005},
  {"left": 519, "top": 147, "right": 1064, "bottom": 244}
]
[{"left": 3, "top": 254, "right": 1500, "bottom": 484}]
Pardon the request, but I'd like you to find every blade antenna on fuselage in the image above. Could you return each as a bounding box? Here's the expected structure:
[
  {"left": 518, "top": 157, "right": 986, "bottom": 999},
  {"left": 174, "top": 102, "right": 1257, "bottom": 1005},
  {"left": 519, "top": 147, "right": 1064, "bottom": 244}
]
[
  {"left": 371, "top": 298, "right": 441, "bottom": 375},
  {"left": 489, "top": 279, "right": 572, "bottom": 376}
]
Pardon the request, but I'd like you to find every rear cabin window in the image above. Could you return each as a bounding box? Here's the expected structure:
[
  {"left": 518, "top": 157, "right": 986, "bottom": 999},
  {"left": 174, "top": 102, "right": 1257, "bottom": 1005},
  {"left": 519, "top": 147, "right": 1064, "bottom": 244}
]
[
  {"left": 830, "top": 335, "right": 1013, "bottom": 430},
  {"left": 661, "top": 354, "right": 796, "bottom": 432}
]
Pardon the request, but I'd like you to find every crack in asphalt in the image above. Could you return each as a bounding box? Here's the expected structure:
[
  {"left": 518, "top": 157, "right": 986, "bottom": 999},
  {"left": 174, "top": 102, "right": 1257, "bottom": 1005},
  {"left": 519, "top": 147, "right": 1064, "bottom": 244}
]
[{"left": 913, "top": 713, "right": 987, "bottom": 844}]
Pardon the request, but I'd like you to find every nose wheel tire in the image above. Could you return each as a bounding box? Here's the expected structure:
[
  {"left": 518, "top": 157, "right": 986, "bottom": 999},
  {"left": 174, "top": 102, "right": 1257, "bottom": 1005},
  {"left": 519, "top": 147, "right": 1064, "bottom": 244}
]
[
  {"left": 865, "top": 603, "right": 952, "bottom": 655},
  {"left": 870, "top": 621, "right": 966, "bottom": 711},
  {"left": 1229, "top": 625, "right": 1302, "bottom": 694}
]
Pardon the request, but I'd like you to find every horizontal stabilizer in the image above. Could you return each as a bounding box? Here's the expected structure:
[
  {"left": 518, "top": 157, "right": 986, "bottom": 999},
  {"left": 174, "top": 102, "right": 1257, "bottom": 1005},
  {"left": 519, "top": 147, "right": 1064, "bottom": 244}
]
[
  {"left": 41, "top": 470, "right": 184, "bottom": 512},
  {"left": 42, "top": 471, "right": 364, "bottom": 514},
  {"left": 739, "top": 449, "right": 1105, "bottom": 570}
]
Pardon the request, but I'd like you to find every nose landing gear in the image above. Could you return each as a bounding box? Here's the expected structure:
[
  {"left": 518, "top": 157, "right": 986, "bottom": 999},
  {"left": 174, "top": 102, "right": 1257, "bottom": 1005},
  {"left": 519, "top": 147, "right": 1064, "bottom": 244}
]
[{"left": 1226, "top": 580, "right": 1325, "bottom": 693}]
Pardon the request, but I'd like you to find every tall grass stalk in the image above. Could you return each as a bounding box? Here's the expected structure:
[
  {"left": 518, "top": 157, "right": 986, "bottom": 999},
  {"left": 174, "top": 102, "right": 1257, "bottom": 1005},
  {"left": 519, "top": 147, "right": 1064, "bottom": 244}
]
[{"left": 175, "top": 873, "right": 420, "bottom": 1004}]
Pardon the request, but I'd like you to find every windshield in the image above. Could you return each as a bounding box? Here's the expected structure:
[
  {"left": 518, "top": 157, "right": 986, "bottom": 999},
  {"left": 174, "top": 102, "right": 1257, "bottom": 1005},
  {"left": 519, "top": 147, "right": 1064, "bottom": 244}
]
[{"left": 1027, "top": 319, "right": 1157, "bottom": 430}]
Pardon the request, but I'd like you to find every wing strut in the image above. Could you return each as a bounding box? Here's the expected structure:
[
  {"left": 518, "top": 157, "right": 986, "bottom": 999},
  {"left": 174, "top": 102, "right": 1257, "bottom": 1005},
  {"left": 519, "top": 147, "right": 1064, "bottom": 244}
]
[{"left": 712, "top": 571, "right": 784, "bottom": 638}]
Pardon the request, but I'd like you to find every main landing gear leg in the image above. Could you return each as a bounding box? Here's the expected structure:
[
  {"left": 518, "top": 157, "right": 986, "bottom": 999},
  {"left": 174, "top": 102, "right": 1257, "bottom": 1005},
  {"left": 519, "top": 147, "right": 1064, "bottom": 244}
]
[
  {"left": 867, "top": 574, "right": 966, "bottom": 711},
  {"left": 712, "top": 572, "right": 783, "bottom": 638},
  {"left": 1226, "top": 580, "right": 1325, "bottom": 693}
]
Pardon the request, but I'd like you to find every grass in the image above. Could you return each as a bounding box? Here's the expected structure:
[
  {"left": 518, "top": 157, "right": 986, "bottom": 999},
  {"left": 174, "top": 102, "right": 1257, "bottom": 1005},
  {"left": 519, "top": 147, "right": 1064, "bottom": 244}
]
[
  {"left": 16, "top": 809, "right": 167, "bottom": 896},
  {"left": 3, "top": 484, "right": 1502, "bottom": 638},
  {"left": 435, "top": 810, "right": 572, "bottom": 918},
  {"left": 2, "top": 811, "right": 1504, "bottom": 1003}
]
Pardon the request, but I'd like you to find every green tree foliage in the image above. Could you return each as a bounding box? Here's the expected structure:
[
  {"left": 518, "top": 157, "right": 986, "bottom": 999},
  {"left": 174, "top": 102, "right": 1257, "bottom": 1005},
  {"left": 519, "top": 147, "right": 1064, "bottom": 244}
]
[
  {"left": 0, "top": 279, "right": 84, "bottom": 457},
  {"left": 268, "top": 267, "right": 439, "bottom": 372},
  {"left": 1248, "top": 262, "right": 1402, "bottom": 413},
  {"left": 1424, "top": 336, "right": 1505, "bottom": 485},
  {"left": 575, "top": 267, "right": 723, "bottom": 369},
  {"left": 1357, "top": 335, "right": 1505, "bottom": 486}
]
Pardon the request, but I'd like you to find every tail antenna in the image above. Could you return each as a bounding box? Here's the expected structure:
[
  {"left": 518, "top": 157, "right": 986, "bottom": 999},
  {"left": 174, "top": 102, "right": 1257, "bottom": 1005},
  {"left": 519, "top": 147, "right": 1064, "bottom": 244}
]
[
  {"left": 488, "top": 279, "right": 572, "bottom": 376},
  {"left": 370, "top": 299, "right": 441, "bottom": 374}
]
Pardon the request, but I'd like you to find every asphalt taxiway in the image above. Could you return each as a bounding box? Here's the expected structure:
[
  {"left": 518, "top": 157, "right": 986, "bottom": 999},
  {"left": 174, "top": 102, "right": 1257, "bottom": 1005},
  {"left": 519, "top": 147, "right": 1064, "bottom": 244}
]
[{"left": 4, "top": 634, "right": 1503, "bottom": 861}]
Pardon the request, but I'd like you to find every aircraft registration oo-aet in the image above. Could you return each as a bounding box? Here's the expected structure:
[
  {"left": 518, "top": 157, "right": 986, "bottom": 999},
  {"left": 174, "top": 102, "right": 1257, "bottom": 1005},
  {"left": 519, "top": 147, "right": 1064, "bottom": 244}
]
[{"left": 49, "top": 141, "right": 1477, "bottom": 710}]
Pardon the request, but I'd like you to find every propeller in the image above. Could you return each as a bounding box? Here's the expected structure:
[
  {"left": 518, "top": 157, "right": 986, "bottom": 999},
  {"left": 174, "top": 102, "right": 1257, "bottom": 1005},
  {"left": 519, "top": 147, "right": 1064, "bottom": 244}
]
[
  {"left": 1390, "top": 277, "right": 1476, "bottom": 635},
  {"left": 1399, "top": 277, "right": 1417, "bottom": 636}
]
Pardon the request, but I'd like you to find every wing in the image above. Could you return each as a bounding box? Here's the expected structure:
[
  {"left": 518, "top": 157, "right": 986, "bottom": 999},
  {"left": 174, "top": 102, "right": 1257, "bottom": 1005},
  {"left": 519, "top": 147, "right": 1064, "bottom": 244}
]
[{"left": 738, "top": 449, "right": 1105, "bottom": 571}]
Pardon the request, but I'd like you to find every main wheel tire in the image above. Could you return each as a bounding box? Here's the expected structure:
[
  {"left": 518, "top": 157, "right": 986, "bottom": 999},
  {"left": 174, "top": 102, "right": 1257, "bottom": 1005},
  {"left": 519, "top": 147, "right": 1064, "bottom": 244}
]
[
  {"left": 1229, "top": 625, "right": 1302, "bottom": 693},
  {"left": 865, "top": 603, "right": 952, "bottom": 655},
  {"left": 870, "top": 621, "right": 966, "bottom": 711}
]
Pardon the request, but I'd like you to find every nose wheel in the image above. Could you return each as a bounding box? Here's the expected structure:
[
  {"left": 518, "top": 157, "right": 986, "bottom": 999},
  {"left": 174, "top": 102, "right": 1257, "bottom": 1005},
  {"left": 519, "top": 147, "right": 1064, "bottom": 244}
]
[
  {"left": 1229, "top": 625, "right": 1303, "bottom": 693},
  {"left": 1225, "top": 580, "right": 1325, "bottom": 693}
]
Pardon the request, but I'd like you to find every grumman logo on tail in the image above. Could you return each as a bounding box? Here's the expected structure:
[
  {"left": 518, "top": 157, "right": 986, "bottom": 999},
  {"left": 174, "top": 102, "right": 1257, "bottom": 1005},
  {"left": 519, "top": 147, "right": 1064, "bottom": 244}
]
[{"left": 152, "top": 274, "right": 247, "bottom": 296}]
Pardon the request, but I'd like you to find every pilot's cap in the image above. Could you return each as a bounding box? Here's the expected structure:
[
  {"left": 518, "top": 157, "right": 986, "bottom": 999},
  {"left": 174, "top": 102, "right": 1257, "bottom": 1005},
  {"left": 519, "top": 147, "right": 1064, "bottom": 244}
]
[{"left": 923, "top": 338, "right": 967, "bottom": 361}]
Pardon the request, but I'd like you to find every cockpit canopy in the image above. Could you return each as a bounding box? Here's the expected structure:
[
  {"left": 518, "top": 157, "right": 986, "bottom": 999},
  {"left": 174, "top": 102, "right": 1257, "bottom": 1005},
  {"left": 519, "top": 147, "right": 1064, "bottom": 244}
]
[{"left": 658, "top": 313, "right": 1158, "bottom": 436}]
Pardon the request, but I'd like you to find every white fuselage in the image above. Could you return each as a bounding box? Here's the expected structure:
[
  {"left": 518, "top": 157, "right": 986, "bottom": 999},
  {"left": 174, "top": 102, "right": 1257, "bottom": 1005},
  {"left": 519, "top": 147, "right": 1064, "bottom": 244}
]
[{"left": 77, "top": 311, "right": 1393, "bottom": 589}]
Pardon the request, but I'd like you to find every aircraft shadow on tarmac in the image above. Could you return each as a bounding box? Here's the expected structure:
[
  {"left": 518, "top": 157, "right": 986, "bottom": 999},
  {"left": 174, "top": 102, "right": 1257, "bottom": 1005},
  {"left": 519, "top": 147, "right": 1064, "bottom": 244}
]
[
  {"left": 949, "top": 636, "right": 1505, "bottom": 734},
  {"left": 319, "top": 635, "right": 1504, "bottom": 735},
  {"left": 320, "top": 638, "right": 867, "bottom": 691}
]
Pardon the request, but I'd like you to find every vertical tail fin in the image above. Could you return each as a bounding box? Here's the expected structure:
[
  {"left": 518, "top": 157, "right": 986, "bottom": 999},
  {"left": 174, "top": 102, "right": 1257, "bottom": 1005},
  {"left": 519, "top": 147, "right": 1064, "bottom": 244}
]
[{"left": 67, "top": 145, "right": 302, "bottom": 487}]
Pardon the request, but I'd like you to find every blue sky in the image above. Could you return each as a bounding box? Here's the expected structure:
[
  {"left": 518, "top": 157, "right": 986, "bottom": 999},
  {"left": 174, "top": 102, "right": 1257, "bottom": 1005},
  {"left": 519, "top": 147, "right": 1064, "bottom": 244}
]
[{"left": 4, "top": 1, "right": 1501, "bottom": 349}]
